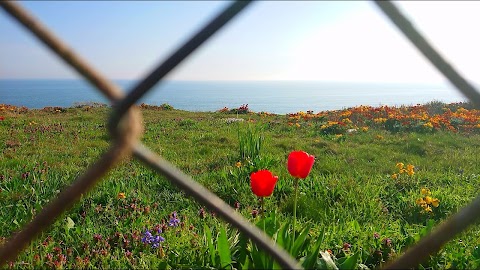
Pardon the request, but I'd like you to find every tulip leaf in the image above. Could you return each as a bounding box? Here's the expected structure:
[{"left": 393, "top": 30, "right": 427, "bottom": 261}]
[
  {"left": 255, "top": 212, "right": 279, "bottom": 237},
  {"left": 203, "top": 225, "right": 216, "bottom": 266},
  {"left": 302, "top": 227, "right": 325, "bottom": 269},
  {"left": 250, "top": 242, "right": 266, "bottom": 269},
  {"left": 275, "top": 222, "right": 290, "bottom": 249},
  {"left": 292, "top": 224, "right": 312, "bottom": 257},
  {"left": 217, "top": 225, "right": 232, "bottom": 269},
  {"left": 339, "top": 252, "right": 360, "bottom": 270},
  {"left": 237, "top": 233, "right": 248, "bottom": 268}
]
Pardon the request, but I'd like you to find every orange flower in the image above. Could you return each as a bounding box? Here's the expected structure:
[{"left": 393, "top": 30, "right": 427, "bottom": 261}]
[{"left": 117, "top": 192, "right": 126, "bottom": 199}]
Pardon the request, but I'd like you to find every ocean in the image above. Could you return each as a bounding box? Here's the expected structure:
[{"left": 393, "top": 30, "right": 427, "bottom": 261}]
[{"left": 0, "top": 79, "right": 468, "bottom": 114}]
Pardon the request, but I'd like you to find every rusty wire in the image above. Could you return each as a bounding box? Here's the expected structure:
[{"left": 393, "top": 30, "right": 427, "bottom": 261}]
[{"left": 1, "top": 0, "right": 480, "bottom": 269}]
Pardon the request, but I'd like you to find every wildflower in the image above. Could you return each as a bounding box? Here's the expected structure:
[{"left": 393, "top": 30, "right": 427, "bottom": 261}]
[
  {"left": 287, "top": 151, "right": 315, "bottom": 179},
  {"left": 361, "top": 127, "right": 369, "bottom": 132},
  {"left": 141, "top": 230, "right": 165, "bottom": 248},
  {"left": 295, "top": 123, "right": 301, "bottom": 128},
  {"left": 415, "top": 198, "right": 426, "bottom": 205},
  {"left": 396, "top": 163, "right": 404, "bottom": 170},
  {"left": 373, "top": 232, "right": 380, "bottom": 239},
  {"left": 235, "top": 161, "right": 242, "bottom": 168},
  {"left": 251, "top": 209, "right": 259, "bottom": 218},
  {"left": 383, "top": 238, "right": 392, "bottom": 247},
  {"left": 198, "top": 208, "right": 205, "bottom": 219},
  {"left": 431, "top": 198, "right": 440, "bottom": 207},
  {"left": 391, "top": 173, "right": 398, "bottom": 180},
  {"left": 424, "top": 196, "right": 433, "bottom": 205},
  {"left": 343, "top": 242, "right": 351, "bottom": 250},
  {"left": 93, "top": 234, "right": 102, "bottom": 242},
  {"left": 376, "top": 135, "right": 384, "bottom": 140},
  {"left": 117, "top": 192, "right": 126, "bottom": 199},
  {"left": 0, "top": 116, "right": 4, "bottom": 121},
  {"left": 424, "top": 206, "right": 433, "bottom": 213},
  {"left": 168, "top": 211, "right": 180, "bottom": 227},
  {"left": 421, "top": 188, "right": 431, "bottom": 196},
  {"left": 250, "top": 170, "right": 278, "bottom": 197},
  {"left": 407, "top": 164, "right": 415, "bottom": 176},
  {"left": 234, "top": 201, "right": 240, "bottom": 210}
]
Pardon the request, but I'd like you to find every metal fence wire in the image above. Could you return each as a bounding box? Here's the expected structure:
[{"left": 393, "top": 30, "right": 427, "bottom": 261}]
[{"left": 1, "top": 1, "right": 480, "bottom": 269}]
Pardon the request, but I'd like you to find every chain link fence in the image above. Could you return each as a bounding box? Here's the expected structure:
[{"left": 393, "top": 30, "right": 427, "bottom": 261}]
[{"left": 1, "top": 1, "right": 479, "bottom": 269}]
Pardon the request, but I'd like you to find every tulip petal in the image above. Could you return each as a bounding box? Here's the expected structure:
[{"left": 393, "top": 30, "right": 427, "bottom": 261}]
[
  {"left": 250, "top": 170, "right": 278, "bottom": 197},
  {"left": 288, "top": 151, "right": 315, "bottom": 179}
]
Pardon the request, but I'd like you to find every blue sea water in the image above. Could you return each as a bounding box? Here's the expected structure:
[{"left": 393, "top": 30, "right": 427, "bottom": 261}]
[{"left": 0, "top": 79, "right": 468, "bottom": 114}]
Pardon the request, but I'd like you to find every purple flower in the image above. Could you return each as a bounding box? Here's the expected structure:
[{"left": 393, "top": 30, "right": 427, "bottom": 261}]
[
  {"left": 141, "top": 230, "right": 165, "bottom": 248},
  {"left": 168, "top": 211, "right": 180, "bottom": 227},
  {"left": 141, "top": 230, "right": 153, "bottom": 244}
]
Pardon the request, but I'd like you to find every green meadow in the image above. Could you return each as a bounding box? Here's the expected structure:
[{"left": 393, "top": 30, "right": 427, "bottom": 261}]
[{"left": 0, "top": 102, "right": 479, "bottom": 269}]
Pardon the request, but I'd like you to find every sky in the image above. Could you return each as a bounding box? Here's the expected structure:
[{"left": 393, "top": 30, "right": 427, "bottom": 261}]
[{"left": 1, "top": 1, "right": 480, "bottom": 84}]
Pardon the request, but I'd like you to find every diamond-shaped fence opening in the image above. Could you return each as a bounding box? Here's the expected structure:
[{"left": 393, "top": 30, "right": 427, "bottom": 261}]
[{"left": 0, "top": 1, "right": 479, "bottom": 269}]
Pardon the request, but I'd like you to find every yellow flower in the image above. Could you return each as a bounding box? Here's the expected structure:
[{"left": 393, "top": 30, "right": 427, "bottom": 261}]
[
  {"left": 400, "top": 169, "right": 407, "bottom": 174},
  {"left": 421, "top": 188, "right": 431, "bottom": 196},
  {"left": 376, "top": 135, "right": 384, "bottom": 140},
  {"left": 235, "top": 161, "right": 242, "bottom": 168},
  {"left": 361, "top": 127, "right": 369, "bottom": 132},
  {"left": 374, "top": 118, "right": 387, "bottom": 123},
  {"left": 407, "top": 170, "right": 415, "bottom": 176},
  {"left": 416, "top": 198, "right": 425, "bottom": 205},
  {"left": 391, "top": 173, "right": 398, "bottom": 180},
  {"left": 431, "top": 198, "right": 440, "bottom": 207},
  {"left": 424, "top": 206, "right": 433, "bottom": 213},
  {"left": 407, "top": 164, "right": 415, "bottom": 171},
  {"left": 117, "top": 192, "right": 126, "bottom": 199},
  {"left": 423, "top": 122, "right": 433, "bottom": 128},
  {"left": 295, "top": 123, "right": 301, "bottom": 128},
  {"left": 396, "top": 163, "right": 404, "bottom": 170},
  {"left": 335, "top": 134, "right": 343, "bottom": 138},
  {"left": 424, "top": 196, "right": 433, "bottom": 205}
]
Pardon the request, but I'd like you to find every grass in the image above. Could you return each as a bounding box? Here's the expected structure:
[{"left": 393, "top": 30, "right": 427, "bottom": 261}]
[{"left": 0, "top": 102, "right": 480, "bottom": 269}]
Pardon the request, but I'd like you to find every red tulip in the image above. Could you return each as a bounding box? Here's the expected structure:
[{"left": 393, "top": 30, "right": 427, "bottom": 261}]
[
  {"left": 288, "top": 151, "right": 315, "bottom": 179},
  {"left": 250, "top": 170, "right": 278, "bottom": 197}
]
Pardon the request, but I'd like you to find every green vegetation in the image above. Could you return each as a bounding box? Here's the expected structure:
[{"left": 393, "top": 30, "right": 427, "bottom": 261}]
[{"left": 0, "top": 102, "right": 480, "bottom": 269}]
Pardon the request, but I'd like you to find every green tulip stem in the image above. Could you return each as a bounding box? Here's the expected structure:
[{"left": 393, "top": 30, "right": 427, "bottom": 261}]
[
  {"left": 293, "top": 177, "right": 299, "bottom": 243},
  {"left": 260, "top": 196, "right": 265, "bottom": 219}
]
